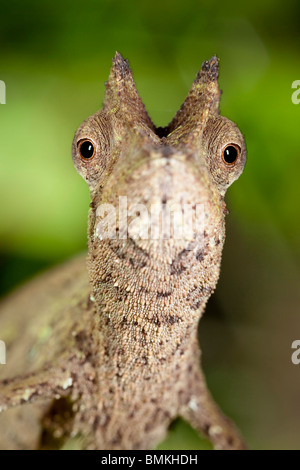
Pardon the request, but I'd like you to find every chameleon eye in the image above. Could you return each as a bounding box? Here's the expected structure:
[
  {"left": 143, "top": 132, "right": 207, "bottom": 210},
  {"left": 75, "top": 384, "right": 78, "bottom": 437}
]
[
  {"left": 78, "top": 139, "right": 96, "bottom": 160},
  {"left": 222, "top": 144, "right": 240, "bottom": 166}
]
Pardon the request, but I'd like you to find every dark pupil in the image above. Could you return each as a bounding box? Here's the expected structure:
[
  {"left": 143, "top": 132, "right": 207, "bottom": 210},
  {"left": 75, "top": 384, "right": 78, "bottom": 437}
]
[
  {"left": 223, "top": 145, "right": 238, "bottom": 164},
  {"left": 80, "top": 141, "right": 94, "bottom": 159}
]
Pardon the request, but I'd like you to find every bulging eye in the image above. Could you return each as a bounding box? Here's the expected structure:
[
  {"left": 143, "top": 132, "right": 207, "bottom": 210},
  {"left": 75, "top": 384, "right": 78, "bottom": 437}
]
[
  {"left": 222, "top": 144, "right": 240, "bottom": 166},
  {"left": 78, "top": 139, "right": 96, "bottom": 160}
]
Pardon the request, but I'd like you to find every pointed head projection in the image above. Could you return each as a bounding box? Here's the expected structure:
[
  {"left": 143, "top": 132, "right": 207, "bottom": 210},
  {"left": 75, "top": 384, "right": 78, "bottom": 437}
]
[{"left": 72, "top": 53, "right": 246, "bottom": 332}]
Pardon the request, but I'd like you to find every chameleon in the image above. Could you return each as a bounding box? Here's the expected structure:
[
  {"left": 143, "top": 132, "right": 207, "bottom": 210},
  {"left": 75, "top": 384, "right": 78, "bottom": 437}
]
[{"left": 0, "top": 53, "right": 247, "bottom": 450}]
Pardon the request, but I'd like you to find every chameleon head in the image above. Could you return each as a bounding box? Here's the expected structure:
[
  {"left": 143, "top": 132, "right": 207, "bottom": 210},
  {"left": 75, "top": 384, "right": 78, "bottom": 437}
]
[{"left": 72, "top": 53, "right": 246, "bottom": 330}]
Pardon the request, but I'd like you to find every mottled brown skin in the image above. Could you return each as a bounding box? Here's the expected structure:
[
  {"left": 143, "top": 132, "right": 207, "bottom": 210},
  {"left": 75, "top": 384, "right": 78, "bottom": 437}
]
[{"left": 0, "top": 53, "right": 246, "bottom": 450}]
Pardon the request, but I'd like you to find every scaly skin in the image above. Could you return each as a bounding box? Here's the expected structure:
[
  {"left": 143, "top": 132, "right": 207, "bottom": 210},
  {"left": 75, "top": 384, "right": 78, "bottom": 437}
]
[{"left": 0, "top": 53, "right": 246, "bottom": 449}]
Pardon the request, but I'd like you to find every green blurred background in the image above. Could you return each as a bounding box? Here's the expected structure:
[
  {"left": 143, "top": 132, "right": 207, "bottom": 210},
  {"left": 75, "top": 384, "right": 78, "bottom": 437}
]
[{"left": 1, "top": 0, "right": 300, "bottom": 450}]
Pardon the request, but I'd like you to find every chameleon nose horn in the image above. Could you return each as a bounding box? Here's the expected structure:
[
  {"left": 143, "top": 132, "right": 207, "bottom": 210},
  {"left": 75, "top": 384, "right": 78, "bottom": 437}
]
[
  {"left": 104, "top": 52, "right": 221, "bottom": 144},
  {"left": 104, "top": 52, "right": 155, "bottom": 131}
]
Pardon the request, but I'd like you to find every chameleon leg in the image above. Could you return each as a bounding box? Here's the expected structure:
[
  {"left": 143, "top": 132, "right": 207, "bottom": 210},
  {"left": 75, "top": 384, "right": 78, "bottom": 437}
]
[
  {"left": 179, "top": 345, "right": 247, "bottom": 450},
  {"left": 0, "top": 366, "right": 73, "bottom": 413}
]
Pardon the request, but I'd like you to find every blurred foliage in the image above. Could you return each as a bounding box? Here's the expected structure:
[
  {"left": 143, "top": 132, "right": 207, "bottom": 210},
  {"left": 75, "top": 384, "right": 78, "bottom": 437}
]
[{"left": 0, "top": 0, "right": 300, "bottom": 450}]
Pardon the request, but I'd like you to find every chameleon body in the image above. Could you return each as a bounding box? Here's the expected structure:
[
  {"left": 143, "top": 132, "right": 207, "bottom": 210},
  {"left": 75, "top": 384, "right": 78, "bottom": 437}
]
[{"left": 0, "top": 53, "right": 246, "bottom": 450}]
